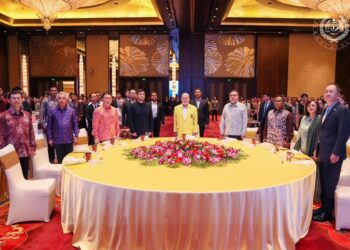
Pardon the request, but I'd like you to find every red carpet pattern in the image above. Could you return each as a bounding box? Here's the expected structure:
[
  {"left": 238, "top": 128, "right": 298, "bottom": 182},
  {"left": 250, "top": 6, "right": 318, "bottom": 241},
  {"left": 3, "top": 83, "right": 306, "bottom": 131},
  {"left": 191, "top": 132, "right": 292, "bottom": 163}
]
[{"left": 0, "top": 116, "right": 349, "bottom": 249}]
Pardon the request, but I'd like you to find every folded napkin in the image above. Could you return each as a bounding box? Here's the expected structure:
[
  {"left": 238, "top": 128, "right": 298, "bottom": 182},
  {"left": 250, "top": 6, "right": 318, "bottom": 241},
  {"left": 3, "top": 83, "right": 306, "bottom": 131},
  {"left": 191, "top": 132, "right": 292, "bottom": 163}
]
[
  {"left": 185, "top": 135, "right": 197, "bottom": 141},
  {"left": 73, "top": 145, "right": 92, "bottom": 153},
  {"left": 63, "top": 156, "right": 86, "bottom": 165},
  {"left": 290, "top": 160, "right": 313, "bottom": 166}
]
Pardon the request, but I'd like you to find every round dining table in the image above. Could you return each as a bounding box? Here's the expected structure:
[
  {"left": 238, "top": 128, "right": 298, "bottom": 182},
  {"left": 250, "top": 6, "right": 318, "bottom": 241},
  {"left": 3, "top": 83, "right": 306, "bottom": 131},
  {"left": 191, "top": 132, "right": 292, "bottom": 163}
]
[{"left": 61, "top": 138, "right": 316, "bottom": 250}]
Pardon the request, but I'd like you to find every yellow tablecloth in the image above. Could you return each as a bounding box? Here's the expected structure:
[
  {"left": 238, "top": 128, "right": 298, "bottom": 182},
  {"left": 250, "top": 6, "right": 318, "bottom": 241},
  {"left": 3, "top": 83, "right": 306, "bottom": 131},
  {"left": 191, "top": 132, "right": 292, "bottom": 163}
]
[{"left": 61, "top": 138, "right": 316, "bottom": 250}]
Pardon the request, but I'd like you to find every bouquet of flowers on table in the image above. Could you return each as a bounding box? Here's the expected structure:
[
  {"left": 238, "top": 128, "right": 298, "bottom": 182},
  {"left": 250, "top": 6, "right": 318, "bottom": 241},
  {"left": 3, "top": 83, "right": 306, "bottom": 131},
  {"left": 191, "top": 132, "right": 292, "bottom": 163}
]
[{"left": 126, "top": 139, "right": 243, "bottom": 168}]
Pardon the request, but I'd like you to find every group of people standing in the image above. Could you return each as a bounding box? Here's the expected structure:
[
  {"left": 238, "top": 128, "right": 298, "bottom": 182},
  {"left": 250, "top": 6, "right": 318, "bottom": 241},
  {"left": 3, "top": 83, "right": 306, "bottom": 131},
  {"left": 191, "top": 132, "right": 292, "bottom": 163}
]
[
  {"left": 0, "top": 83, "right": 349, "bottom": 225},
  {"left": 257, "top": 84, "right": 350, "bottom": 222}
]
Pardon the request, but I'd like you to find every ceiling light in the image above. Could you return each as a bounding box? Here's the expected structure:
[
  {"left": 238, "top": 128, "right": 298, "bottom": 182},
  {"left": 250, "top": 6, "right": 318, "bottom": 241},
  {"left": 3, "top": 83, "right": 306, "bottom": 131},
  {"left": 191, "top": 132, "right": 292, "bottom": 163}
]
[
  {"left": 17, "top": 0, "right": 109, "bottom": 31},
  {"left": 299, "top": 0, "right": 350, "bottom": 31}
]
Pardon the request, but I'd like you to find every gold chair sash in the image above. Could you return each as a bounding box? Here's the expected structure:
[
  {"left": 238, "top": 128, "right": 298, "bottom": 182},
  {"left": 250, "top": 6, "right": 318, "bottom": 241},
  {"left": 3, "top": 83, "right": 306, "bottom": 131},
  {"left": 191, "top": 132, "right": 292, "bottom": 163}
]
[
  {"left": 0, "top": 169, "right": 8, "bottom": 202},
  {"left": 36, "top": 139, "right": 47, "bottom": 150},
  {"left": 0, "top": 151, "right": 19, "bottom": 170},
  {"left": 77, "top": 136, "right": 88, "bottom": 145}
]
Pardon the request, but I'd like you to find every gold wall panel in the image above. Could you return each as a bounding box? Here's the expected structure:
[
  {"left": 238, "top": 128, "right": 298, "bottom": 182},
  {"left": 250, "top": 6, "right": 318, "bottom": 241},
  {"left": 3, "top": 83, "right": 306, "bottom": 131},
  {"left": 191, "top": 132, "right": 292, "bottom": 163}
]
[
  {"left": 29, "top": 36, "right": 77, "bottom": 77},
  {"left": 120, "top": 35, "right": 169, "bottom": 77},
  {"left": 205, "top": 34, "right": 255, "bottom": 78}
]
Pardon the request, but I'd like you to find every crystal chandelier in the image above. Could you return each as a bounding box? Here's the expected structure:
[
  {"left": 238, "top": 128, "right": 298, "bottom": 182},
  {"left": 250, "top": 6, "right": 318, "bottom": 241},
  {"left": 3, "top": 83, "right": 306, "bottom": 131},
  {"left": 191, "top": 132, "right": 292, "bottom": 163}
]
[
  {"left": 299, "top": 0, "right": 350, "bottom": 31},
  {"left": 18, "top": 0, "right": 109, "bottom": 31}
]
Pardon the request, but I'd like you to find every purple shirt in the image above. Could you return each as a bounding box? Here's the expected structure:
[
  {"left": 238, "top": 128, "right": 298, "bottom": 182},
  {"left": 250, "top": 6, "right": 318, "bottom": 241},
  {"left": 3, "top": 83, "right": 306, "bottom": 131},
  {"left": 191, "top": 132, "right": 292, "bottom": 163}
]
[{"left": 47, "top": 105, "right": 79, "bottom": 144}]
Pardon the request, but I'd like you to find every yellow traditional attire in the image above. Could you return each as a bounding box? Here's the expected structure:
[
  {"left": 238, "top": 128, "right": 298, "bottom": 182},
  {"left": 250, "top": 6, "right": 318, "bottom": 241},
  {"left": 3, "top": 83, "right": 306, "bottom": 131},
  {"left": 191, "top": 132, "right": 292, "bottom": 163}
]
[{"left": 173, "top": 104, "right": 198, "bottom": 136}]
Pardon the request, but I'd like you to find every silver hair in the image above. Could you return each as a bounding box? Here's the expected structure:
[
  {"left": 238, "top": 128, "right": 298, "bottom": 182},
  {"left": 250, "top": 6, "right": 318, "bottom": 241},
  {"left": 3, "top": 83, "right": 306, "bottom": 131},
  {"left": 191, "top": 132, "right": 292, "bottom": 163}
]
[
  {"left": 181, "top": 93, "right": 190, "bottom": 98},
  {"left": 56, "top": 91, "right": 69, "bottom": 100}
]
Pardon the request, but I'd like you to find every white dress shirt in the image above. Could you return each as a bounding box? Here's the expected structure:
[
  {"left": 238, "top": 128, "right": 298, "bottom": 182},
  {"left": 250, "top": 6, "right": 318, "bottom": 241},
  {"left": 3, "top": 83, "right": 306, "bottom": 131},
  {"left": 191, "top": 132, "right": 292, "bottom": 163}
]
[
  {"left": 220, "top": 102, "right": 248, "bottom": 136},
  {"left": 151, "top": 102, "right": 158, "bottom": 118},
  {"left": 182, "top": 105, "right": 188, "bottom": 119}
]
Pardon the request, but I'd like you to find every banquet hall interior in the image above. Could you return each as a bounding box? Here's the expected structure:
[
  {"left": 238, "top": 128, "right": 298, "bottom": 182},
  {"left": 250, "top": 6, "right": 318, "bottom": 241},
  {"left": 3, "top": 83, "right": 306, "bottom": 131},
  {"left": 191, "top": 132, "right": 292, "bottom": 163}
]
[{"left": 0, "top": 0, "right": 350, "bottom": 249}]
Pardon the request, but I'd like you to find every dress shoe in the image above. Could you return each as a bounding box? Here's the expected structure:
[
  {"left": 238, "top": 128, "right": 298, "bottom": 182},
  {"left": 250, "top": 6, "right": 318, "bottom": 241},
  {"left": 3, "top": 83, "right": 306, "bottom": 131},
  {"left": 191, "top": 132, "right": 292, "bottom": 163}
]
[
  {"left": 312, "top": 211, "right": 332, "bottom": 222},
  {"left": 312, "top": 208, "right": 324, "bottom": 216}
]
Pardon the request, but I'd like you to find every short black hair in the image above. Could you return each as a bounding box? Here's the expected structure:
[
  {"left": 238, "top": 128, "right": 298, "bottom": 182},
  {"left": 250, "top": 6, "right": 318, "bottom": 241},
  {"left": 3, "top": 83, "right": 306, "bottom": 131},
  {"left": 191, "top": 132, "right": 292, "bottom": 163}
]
[
  {"left": 229, "top": 90, "right": 239, "bottom": 95},
  {"left": 136, "top": 89, "right": 145, "bottom": 94},
  {"left": 11, "top": 87, "right": 22, "bottom": 92},
  {"left": 9, "top": 90, "right": 22, "bottom": 98},
  {"left": 262, "top": 93, "right": 271, "bottom": 98},
  {"left": 301, "top": 93, "right": 308, "bottom": 98},
  {"left": 49, "top": 86, "right": 58, "bottom": 91},
  {"left": 275, "top": 95, "right": 285, "bottom": 102},
  {"left": 101, "top": 92, "right": 112, "bottom": 98}
]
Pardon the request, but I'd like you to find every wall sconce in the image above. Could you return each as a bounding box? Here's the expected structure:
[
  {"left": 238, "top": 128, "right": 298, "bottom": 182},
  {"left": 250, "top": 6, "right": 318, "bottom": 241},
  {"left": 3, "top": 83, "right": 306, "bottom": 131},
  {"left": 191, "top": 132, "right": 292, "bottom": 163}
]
[
  {"left": 78, "top": 54, "right": 85, "bottom": 95},
  {"left": 21, "top": 54, "right": 29, "bottom": 94},
  {"left": 111, "top": 54, "right": 117, "bottom": 96}
]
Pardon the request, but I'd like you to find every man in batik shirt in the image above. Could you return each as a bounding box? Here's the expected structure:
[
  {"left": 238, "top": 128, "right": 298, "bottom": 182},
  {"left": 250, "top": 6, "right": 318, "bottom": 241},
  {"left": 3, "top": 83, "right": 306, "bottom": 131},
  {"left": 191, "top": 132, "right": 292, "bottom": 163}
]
[
  {"left": 47, "top": 92, "right": 79, "bottom": 164},
  {"left": 0, "top": 90, "right": 36, "bottom": 179},
  {"left": 92, "top": 92, "right": 120, "bottom": 144},
  {"left": 264, "top": 95, "right": 294, "bottom": 148}
]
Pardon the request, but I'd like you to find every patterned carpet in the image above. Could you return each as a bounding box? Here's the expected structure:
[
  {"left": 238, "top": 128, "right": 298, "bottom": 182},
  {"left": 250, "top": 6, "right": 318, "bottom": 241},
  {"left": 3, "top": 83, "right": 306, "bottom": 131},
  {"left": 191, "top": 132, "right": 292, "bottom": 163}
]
[{"left": 0, "top": 116, "right": 349, "bottom": 249}]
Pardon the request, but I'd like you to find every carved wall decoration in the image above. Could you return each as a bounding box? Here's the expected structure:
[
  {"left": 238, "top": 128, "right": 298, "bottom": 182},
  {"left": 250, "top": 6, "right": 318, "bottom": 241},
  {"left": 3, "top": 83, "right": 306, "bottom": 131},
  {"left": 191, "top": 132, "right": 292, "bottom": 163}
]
[
  {"left": 120, "top": 46, "right": 149, "bottom": 76},
  {"left": 29, "top": 36, "right": 76, "bottom": 77},
  {"left": 204, "top": 35, "right": 255, "bottom": 78},
  {"left": 218, "top": 35, "right": 245, "bottom": 46},
  {"left": 224, "top": 47, "right": 255, "bottom": 77},
  {"left": 120, "top": 35, "right": 169, "bottom": 77},
  {"left": 130, "top": 35, "right": 156, "bottom": 46}
]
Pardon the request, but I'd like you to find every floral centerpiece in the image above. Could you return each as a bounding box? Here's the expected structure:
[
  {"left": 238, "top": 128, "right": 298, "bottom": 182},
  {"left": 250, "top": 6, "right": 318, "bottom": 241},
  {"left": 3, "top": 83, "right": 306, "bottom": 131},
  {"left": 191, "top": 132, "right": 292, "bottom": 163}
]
[{"left": 126, "top": 139, "right": 243, "bottom": 168}]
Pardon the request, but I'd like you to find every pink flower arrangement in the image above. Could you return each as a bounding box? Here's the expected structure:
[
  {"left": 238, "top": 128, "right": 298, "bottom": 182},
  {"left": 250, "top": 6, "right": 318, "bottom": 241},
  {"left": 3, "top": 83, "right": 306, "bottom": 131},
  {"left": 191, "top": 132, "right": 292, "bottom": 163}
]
[{"left": 127, "top": 139, "right": 242, "bottom": 168}]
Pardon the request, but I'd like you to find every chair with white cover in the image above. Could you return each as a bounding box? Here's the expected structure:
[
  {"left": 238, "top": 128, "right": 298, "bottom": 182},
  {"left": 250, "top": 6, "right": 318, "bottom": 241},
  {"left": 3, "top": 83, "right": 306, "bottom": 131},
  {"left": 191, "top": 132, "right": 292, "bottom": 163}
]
[
  {"left": 335, "top": 141, "right": 350, "bottom": 230},
  {"left": 74, "top": 128, "right": 89, "bottom": 152},
  {"left": 32, "top": 134, "right": 62, "bottom": 196},
  {"left": 335, "top": 186, "right": 350, "bottom": 230},
  {"left": 0, "top": 144, "right": 56, "bottom": 225}
]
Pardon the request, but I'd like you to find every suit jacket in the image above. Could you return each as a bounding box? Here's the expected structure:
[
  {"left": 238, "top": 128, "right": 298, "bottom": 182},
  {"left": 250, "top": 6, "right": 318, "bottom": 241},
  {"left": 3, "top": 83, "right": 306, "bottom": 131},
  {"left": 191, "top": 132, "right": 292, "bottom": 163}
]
[
  {"left": 284, "top": 103, "right": 293, "bottom": 113},
  {"left": 122, "top": 100, "right": 134, "bottom": 127},
  {"left": 190, "top": 99, "right": 209, "bottom": 126},
  {"left": 315, "top": 102, "right": 350, "bottom": 162},
  {"left": 129, "top": 102, "right": 153, "bottom": 136},
  {"left": 148, "top": 101, "right": 165, "bottom": 125},
  {"left": 173, "top": 104, "right": 198, "bottom": 135},
  {"left": 85, "top": 103, "right": 99, "bottom": 131},
  {"left": 111, "top": 100, "right": 119, "bottom": 109},
  {"left": 22, "top": 101, "right": 32, "bottom": 115},
  {"left": 258, "top": 101, "right": 274, "bottom": 124}
]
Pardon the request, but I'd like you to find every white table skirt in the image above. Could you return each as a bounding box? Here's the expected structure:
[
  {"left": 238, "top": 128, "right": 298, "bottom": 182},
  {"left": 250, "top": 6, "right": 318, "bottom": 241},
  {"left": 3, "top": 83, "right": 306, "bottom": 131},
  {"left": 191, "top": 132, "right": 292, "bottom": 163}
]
[{"left": 61, "top": 167, "right": 315, "bottom": 250}]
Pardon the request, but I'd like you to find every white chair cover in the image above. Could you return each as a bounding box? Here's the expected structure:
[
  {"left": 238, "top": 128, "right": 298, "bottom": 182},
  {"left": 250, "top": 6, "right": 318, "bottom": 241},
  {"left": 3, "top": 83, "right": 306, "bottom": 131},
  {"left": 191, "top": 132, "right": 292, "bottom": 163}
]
[
  {"left": 32, "top": 134, "right": 62, "bottom": 196},
  {"left": 0, "top": 144, "right": 56, "bottom": 225},
  {"left": 335, "top": 186, "right": 350, "bottom": 230}
]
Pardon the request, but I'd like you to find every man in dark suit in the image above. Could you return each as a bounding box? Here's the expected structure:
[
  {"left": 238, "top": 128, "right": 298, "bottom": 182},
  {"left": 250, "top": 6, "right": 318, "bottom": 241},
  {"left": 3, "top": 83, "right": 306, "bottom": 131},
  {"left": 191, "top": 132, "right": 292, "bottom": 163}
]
[
  {"left": 85, "top": 93, "right": 99, "bottom": 145},
  {"left": 190, "top": 88, "right": 209, "bottom": 137},
  {"left": 149, "top": 91, "right": 164, "bottom": 137},
  {"left": 21, "top": 92, "right": 32, "bottom": 114},
  {"left": 129, "top": 89, "right": 153, "bottom": 138},
  {"left": 313, "top": 84, "right": 350, "bottom": 222},
  {"left": 258, "top": 93, "right": 274, "bottom": 142},
  {"left": 122, "top": 89, "right": 136, "bottom": 127}
]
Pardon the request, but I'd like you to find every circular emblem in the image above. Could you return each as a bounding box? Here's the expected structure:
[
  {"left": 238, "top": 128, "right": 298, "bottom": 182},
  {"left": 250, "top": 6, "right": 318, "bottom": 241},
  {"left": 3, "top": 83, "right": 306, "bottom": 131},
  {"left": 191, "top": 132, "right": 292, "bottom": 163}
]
[{"left": 313, "top": 17, "right": 350, "bottom": 50}]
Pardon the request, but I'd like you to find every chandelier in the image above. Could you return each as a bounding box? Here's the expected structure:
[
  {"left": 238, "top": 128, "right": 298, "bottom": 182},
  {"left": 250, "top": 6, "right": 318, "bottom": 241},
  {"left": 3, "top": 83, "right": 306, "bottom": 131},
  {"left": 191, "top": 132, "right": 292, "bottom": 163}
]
[
  {"left": 299, "top": 0, "right": 350, "bottom": 31},
  {"left": 18, "top": 0, "right": 110, "bottom": 31}
]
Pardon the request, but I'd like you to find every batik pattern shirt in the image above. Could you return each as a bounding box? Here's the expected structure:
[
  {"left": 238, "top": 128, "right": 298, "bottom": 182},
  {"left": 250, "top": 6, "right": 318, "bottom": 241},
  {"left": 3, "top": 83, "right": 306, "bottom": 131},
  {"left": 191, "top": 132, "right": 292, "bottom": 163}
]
[{"left": 0, "top": 107, "right": 36, "bottom": 157}]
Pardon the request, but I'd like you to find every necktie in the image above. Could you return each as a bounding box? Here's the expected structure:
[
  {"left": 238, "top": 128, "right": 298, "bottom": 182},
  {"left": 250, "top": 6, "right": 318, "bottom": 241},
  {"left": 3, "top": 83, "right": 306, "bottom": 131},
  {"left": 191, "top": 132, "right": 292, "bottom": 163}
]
[
  {"left": 322, "top": 108, "right": 331, "bottom": 123},
  {"left": 264, "top": 102, "right": 268, "bottom": 116}
]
